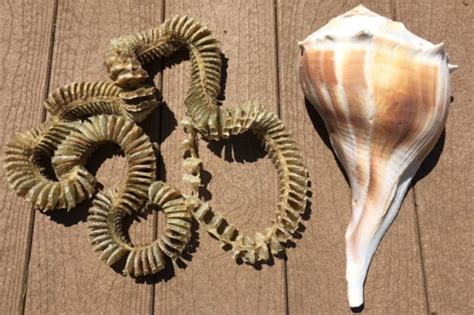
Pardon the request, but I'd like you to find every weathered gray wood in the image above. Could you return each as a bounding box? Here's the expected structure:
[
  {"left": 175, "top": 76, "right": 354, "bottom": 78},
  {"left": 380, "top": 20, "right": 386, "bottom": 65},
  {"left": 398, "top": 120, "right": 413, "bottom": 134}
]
[
  {"left": 395, "top": 0, "right": 474, "bottom": 313},
  {"left": 0, "top": 0, "right": 56, "bottom": 313},
  {"left": 277, "top": 1, "right": 428, "bottom": 313}
]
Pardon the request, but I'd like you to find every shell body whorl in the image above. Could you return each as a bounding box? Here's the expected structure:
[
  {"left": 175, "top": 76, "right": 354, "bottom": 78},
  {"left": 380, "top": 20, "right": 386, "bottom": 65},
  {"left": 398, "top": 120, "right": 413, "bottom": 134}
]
[{"left": 299, "top": 5, "right": 456, "bottom": 308}]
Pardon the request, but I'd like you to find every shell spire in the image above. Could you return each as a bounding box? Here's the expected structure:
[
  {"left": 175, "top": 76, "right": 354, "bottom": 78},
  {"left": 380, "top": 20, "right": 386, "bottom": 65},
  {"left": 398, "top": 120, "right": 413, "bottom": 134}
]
[{"left": 299, "top": 5, "right": 456, "bottom": 308}]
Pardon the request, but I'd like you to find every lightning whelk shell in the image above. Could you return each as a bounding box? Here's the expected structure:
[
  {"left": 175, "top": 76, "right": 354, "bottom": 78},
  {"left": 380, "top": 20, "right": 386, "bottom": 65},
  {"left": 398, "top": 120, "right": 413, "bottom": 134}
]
[
  {"left": 87, "top": 182, "right": 192, "bottom": 277},
  {"left": 299, "top": 5, "right": 456, "bottom": 308},
  {"left": 52, "top": 115, "right": 156, "bottom": 214}
]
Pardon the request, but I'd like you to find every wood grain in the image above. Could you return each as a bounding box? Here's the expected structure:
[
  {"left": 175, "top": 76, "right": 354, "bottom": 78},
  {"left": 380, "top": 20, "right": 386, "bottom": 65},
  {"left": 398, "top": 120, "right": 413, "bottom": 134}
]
[
  {"left": 277, "top": 1, "right": 428, "bottom": 313},
  {"left": 395, "top": 0, "right": 474, "bottom": 313},
  {"left": 0, "top": 0, "right": 55, "bottom": 313},
  {"left": 155, "top": 0, "right": 285, "bottom": 313},
  {"left": 24, "top": 1, "right": 163, "bottom": 313}
]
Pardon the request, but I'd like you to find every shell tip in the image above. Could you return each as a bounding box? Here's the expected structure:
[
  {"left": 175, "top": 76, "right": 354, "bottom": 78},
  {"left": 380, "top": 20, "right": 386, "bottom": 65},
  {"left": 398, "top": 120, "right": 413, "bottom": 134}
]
[
  {"left": 343, "top": 4, "right": 378, "bottom": 18},
  {"left": 347, "top": 279, "right": 365, "bottom": 310},
  {"left": 448, "top": 64, "right": 459, "bottom": 73},
  {"left": 352, "top": 4, "right": 370, "bottom": 13},
  {"left": 355, "top": 4, "right": 368, "bottom": 10},
  {"left": 430, "top": 42, "right": 445, "bottom": 55},
  {"left": 298, "top": 41, "right": 307, "bottom": 56},
  {"left": 350, "top": 304, "right": 365, "bottom": 313}
]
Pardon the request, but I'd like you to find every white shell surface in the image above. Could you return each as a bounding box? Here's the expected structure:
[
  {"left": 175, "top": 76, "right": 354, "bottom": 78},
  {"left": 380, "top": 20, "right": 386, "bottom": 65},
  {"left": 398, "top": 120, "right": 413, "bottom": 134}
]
[{"left": 299, "top": 5, "right": 456, "bottom": 308}]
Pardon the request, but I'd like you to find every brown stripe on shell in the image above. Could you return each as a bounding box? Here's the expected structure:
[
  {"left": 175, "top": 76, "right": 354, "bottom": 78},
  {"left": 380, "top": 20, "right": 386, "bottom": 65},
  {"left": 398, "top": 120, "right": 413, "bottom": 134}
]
[
  {"left": 300, "top": 49, "right": 337, "bottom": 128},
  {"left": 321, "top": 50, "right": 349, "bottom": 127},
  {"left": 301, "top": 49, "right": 351, "bottom": 170}
]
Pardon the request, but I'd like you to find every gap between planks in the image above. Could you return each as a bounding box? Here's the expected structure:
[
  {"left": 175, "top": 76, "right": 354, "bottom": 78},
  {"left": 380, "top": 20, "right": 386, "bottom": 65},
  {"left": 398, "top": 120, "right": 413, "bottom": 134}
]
[
  {"left": 272, "top": 0, "right": 289, "bottom": 314},
  {"left": 151, "top": 2, "right": 167, "bottom": 314},
  {"left": 20, "top": 0, "right": 59, "bottom": 314}
]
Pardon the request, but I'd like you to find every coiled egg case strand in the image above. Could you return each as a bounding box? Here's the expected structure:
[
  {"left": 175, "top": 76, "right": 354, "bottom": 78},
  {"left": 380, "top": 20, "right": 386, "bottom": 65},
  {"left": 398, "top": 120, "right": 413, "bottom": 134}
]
[
  {"left": 105, "top": 15, "right": 222, "bottom": 138},
  {"left": 87, "top": 182, "right": 192, "bottom": 277},
  {"left": 4, "top": 14, "right": 310, "bottom": 278},
  {"left": 182, "top": 103, "right": 309, "bottom": 264},
  {"left": 52, "top": 114, "right": 156, "bottom": 215}
]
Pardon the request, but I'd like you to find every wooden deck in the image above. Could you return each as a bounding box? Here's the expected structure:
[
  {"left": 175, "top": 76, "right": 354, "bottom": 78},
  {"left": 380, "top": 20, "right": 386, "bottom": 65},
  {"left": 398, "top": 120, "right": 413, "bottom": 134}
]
[{"left": 0, "top": 0, "right": 472, "bottom": 314}]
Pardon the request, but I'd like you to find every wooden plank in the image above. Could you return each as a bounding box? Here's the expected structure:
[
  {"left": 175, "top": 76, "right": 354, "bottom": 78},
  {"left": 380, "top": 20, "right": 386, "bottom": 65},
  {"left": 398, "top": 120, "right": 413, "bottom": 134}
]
[
  {"left": 0, "top": 0, "right": 56, "bottom": 313},
  {"left": 24, "top": 1, "right": 163, "bottom": 313},
  {"left": 155, "top": 0, "right": 286, "bottom": 313},
  {"left": 277, "top": 1, "right": 428, "bottom": 313},
  {"left": 395, "top": 1, "right": 474, "bottom": 313}
]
